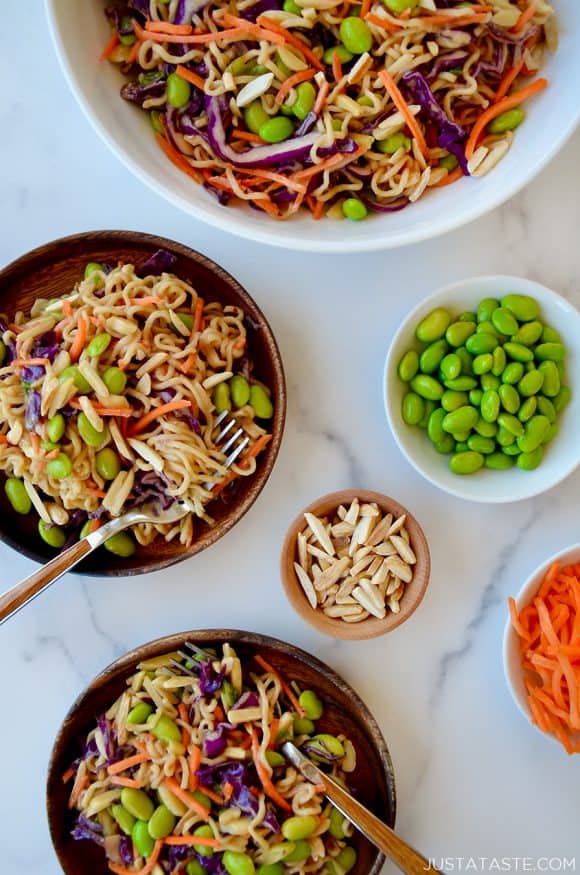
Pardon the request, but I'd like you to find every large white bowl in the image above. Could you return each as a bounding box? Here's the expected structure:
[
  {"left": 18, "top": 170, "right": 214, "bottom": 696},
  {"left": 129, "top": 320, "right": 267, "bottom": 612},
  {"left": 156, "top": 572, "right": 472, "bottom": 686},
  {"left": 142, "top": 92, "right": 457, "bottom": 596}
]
[
  {"left": 384, "top": 275, "right": 580, "bottom": 503},
  {"left": 46, "top": 0, "right": 580, "bottom": 253},
  {"left": 503, "top": 543, "right": 580, "bottom": 744}
]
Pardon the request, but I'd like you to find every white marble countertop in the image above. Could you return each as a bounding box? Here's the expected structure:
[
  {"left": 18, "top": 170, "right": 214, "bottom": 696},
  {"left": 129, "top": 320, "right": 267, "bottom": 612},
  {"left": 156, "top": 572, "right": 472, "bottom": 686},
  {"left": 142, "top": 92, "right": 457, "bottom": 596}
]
[{"left": 1, "top": 4, "right": 579, "bottom": 873}]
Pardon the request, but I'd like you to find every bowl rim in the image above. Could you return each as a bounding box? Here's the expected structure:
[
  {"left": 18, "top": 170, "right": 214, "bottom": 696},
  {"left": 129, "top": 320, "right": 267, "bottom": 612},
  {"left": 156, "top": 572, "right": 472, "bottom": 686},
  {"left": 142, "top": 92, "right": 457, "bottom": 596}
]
[
  {"left": 45, "top": 0, "right": 580, "bottom": 253},
  {"left": 280, "top": 489, "right": 431, "bottom": 640},
  {"left": 502, "top": 542, "right": 580, "bottom": 734},
  {"left": 0, "top": 230, "right": 286, "bottom": 576},
  {"left": 384, "top": 274, "right": 580, "bottom": 504},
  {"left": 46, "top": 628, "right": 397, "bottom": 875}
]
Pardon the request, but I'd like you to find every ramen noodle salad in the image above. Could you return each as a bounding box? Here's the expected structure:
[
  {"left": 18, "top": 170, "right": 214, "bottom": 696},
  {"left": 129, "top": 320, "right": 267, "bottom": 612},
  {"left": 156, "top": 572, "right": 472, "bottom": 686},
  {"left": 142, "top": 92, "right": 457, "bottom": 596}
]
[
  {"left": 64, "top": 643, "right": 358, "bottom": 875},
  {"left": 101, "top": 0, "right": 557, "bottom": 221},
  {"left": 0, "top": 251, "right": 273, "bottom": 557}
]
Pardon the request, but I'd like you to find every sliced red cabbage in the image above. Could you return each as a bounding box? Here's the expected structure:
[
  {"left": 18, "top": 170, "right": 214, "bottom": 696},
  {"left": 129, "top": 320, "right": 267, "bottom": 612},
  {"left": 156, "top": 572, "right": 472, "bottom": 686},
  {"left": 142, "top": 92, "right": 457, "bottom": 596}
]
[
  {"left": 401, "top": 71, "right": 469, "bottom": 174},
  {"left": 31, "top": 330, "right": 60, "bottom": 362},
  {"left": 427, "top": 49, "right": 470, "bottom": 81},
  {"left": 199, "top": 660, "right": 226, "bottom": 695},
  {"left": 203, "top": 725, "right": 227, "bottom": 757},
  {"left": 232, "top": 691, "right": 259, "bottom": 710},
  {"left": 295, "top": 111, "right": 317, "bottom": 137},
  {"left": 97, "top": 714, "right": 115, "bottom": 759},
  {"left": 119, "top": 836, "right": 134, "bottom": 867},
  {"left": 238, "top": 0, "right": 282, "bottom": 21},
  {"left": 105, "top": 6, "right": 135, "bottom": 34},
  {"left": 128, "top": 0, "right": 150, "bottom": 14},
  {"left": 487, "top": 22, "right": 539, "bottom": 44},
  {"left": 0, "top": 318, "right": 16, "bottom": 364},
  {"left": 175, "top": 0, "right": 212, "bottom": 23},
  {"left": 204, "top": 181, "right": 231, "bottom": 206},
  {"left": 121, "top": 75, "right": 166, "bottom": 107},
  {"left": 24, "top": 390, "right": 42, "bottom": 431},
  {"left": 139, "top": 249, "right": 178, "bottom": 275},
  {"left": 360, "top": 195, "right": 409, "bottom": 213},
  {"left": 71, "top": 814, "right": 105, "bottom": 846}
]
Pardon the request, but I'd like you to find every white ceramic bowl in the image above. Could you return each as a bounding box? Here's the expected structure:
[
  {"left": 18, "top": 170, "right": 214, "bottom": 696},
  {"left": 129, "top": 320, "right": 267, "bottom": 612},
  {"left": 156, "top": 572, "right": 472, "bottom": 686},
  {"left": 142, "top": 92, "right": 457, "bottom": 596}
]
[
  {"left": 46, "top": 0, "right": 580, "bottom": 253},
  {"left": 503, "top": 543, "right": 580, "bottom": 741},
  {"left": 384, "top": 275, "right": 580, "bottom": 503}
]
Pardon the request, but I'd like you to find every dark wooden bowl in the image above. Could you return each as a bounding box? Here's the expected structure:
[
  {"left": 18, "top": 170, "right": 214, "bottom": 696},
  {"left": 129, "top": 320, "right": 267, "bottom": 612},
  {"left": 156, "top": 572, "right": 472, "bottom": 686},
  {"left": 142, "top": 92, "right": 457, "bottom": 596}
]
[
  {"left": 0, "top": 231, "right": 286, "bottom": 576},
  {"left": 47, "top": 629, "right": 396, "bottom": 875}
]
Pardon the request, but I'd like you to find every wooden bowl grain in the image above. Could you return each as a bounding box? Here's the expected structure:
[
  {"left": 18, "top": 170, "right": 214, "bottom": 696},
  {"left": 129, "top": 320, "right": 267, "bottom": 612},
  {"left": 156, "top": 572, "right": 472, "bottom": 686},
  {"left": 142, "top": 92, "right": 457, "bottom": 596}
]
[
  {"left": 280, "top": 490, "right": 430, "bottom": 640},
  {"left": 0, "top": 231, "right": 285, "bottom": 576},
  {"left": 46, "top": 629, "right": 396, "bottom": 875}
]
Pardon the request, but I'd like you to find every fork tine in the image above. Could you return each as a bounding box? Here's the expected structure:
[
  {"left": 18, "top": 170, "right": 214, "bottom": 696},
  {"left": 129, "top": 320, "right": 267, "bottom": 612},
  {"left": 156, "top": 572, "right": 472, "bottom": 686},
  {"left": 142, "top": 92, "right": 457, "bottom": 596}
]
[
  {"left": 213, "top": 410, "right": 229, "bottom": 429},
  {"left": 225, "top": 435, "right": 250, "bottom": 467},
  {"left": 169, "top": 656, "right": 195, "bottom": 676},
  {"left": 215, "top": 418, "right": 237, "bottom": 443},
  {"left": 221, "top": 427, "right": 244, "bottom": 455}
]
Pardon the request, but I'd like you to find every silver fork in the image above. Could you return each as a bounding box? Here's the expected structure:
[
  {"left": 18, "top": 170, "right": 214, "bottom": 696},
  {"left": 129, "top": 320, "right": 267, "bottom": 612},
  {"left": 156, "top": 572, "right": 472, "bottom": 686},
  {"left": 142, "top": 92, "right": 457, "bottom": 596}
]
[{"left": 0, "top": 411, "right": 250, "bottom": 625}]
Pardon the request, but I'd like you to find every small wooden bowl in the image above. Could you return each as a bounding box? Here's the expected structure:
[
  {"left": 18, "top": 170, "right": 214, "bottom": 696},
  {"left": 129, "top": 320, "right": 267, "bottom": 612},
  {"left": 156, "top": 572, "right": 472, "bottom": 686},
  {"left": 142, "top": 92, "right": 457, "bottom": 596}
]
[
  {"left": 281, "top": 490, "right": 430, "bottom": 640},
  {"left": 46, "top": 629, "right": 396, "bottom": 875},
  {"left": 0, "top": 231, "right": 285, "bottom": 576}
]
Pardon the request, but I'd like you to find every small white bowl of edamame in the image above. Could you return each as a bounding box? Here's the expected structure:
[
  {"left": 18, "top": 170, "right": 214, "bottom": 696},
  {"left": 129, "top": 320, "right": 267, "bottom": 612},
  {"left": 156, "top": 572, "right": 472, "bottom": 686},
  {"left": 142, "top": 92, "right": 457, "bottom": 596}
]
[{"left": 384, "top": 275, "right": 580, "bottom": 503}]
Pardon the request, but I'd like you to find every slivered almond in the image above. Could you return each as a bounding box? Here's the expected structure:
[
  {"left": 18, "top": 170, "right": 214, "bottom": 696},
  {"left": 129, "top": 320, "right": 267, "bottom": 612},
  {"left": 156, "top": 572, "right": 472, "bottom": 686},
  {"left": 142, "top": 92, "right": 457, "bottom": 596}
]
[
  {"left": 386, "top": 514, "right": 406, "bottom": 537},
  {"left": 304, "top": 512, "right": 335, "bottom": 555},
  {"left": 344, "top": 498, "right": 359, "bottom": 526},
  {"left": 297, "top": 531, "right": 309, "bottom": 572},
  {"left": 367, "top": 556, "right": 383, "bottom": 577},
  {"left": 390, "top": 534, "right": 416, "bottom": 564},
  {"left": 315, "top": 556, "right": 351, "bottom": 591},
  {"left": 360, "top": 503, "right": 380, "bottom": 517},
  {"left": 375, "top": 541, "right": 398, "bottom": 557},
  {"left": 337, "top": 505, "right": 347, "bottom": 520},
  {"left": 370, "top": 560, "right": 389, "bottom": 587},
  {"left": 384, "top": 555, "right": 413, "bottom": 583},
  {"left": 331, "top": 521, "right": 355, "bottom": 537},
  {"left": 367, "top": 512, "right": 393, "bottom": 546},
  {"left": 352, "top": 585, "right": 385, "bottom": 619},
  {"left": 294, "top": 562, "right": 317, "bottom": 609},
  {"left": 350, "top": 554, "right": 374, "bottom": 577}
]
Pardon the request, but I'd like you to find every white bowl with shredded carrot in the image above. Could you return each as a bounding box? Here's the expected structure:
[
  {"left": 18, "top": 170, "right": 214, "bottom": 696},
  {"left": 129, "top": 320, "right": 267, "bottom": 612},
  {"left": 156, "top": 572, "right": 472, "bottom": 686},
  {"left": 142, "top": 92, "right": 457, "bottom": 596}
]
[{"left": 504, "top": 543, "right": 580, "bottom": 755}]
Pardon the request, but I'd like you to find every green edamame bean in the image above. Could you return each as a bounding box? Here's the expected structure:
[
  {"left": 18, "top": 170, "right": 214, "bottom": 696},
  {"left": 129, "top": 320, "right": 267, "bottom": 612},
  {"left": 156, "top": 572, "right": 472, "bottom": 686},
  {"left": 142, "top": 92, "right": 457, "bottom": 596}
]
[
  {"left": 398, "top": 350, "right": 419, "bottom": 382},
  {"left": 293, "top": 715, "right": 315, "bottom": 735},
  {"left": 192, "top": 791, "right": 212, "bottom": 810},
  {"left": 513, "top": 320, "right": 542, "bottom": 346},
  {"left": 193, "top": 825, "right": 216, "bottom": 856},
  {"left": 336, "top": 848, "right": 357, "bottom": 873},
  {"left": 244, "top": 101, "right": 269, "bottom": 134},
  {"left": 441, "top": 390, "right": 468, "bottom": 412},
  {"left": 518, "top": 369, "right": 544, "bottom": 397},
  {"left": 476, "top": 320, "right": 501, "bottom": 339},
  {"left": 467, "top": 435, "right": 495, "bottom": 454},
  {"left": 329, "top": 807, "right": 348, "bottom": 840},
  {"left": 517, "top": 415, "right": 550, "bottom": 453},
  {"left": 492, "top": 346, "right": 506, "bottom": 376},
  {"left": 121, "top": 788, "right": 155, "bottom": 821},
  {"left": 102, "top": 366, "right": 127, "bottom": 395},
  {"left": 59, "top": 365, "right": 91, "bottom": 394},
  {"left": 110, "top": 804, "right": 135, "bottom": 836},
  {"left": 259, "top": 116, "right": 294, "bottom": 143},
  {"left": 84, "top": 262, "right": 104, "bottom": 284},
  {"left": 456, "top": 347, "right": 473, "bottom": 375},
  {"left": 417, "top": 308, "right": 451, "bottom": 344},
  {"left": 542, "top": 325, "right": 562, "bottom": 343},
  {"left": 477, "top": 298, "right": 499, "bottom": 323},
  {"left": 222, "top": 680, "right": 238, "bottom": 710},
  {"left": 323, "top": 45, "right": 353, "bottom": 64},
  {"left": 480, "top": 373, "right": 500, "bottom": 391},
  {"left": 46, "top": 453, "right": 73, "bottom": 479},
  {"left": 265, "top": 750, "right": 286, "bottom": 768},
  {"left": 227, "top": 56, "right": 251, "bottom": 76},
  {"left": 427, "top": 408, "right": 446, "bottom": 444},
  {"left": 537, "top": 361, "right": 560, "bottom": 398},
  {"left": 491, "top": 307, "right": 518, "bottom": 337},
  {"left": 498, "top": 384, "right": 520, "bottom": 414},
  {"left": 78, "top": 412, "right": 107, "bottom": 448},
  {"left": 292, "top": 82, "right": 316, "bottom": 120},
  {"left": 383, "top": 0, "right": 418, "bottom": 12},
  {"left": 230, "top": 375, "right": 251, "bottom": 408},
  {"left": 517, "top": 446, "right": 544, "bottom": 471},
  {"left": 458, "top": 311, "right": 477, "bottom": 323},
  {"left": 543, "top": 422, "right": 559, "bottom": 444},
  {"left": 469, "top": 389, "right": 483, "bottom": 407},
  {"left": 148, "top": 713, "right": 181, "bottom": 743},
  {"left": 472, "top": 353, "right": 493, "bottom": 375},
  {"left": 87, "top": 333, "right": 112, "bottom": 357},
  {"left": 497, "top": 413, "right": 524, "bottom": 437},
  {"left": 534, "top": 342, "right": 566, "bottom": 363},
  {"left": 496, "top": 426, "right": 515, "bottom": 447},
  {"left": 488, "top": 108, "right": 525, "bottom": 134},
  {"left": 445, "top": 320, "right": 476, "bottom": 348},
  {"left": 258, "top": 865, "right": 283, "bottom": 875},
  {"left": 449, "top": 451, "right": 484, "bottom": 475},
  {"left": 439, "top": 154, "right": 458, "bottom": 171},
  {"left": 434, "top": 434, "right": 456, "bottom": 454},
  {"left": 504, "top": 342, "right": 533, "bottom": 363},
  {"left": 250, "top": 384, "right": 274, "bottom": 419},
  {"left": 454, "top": 441, "right": 468, "bottom": 452},
  {"left": 339, "top": 16, "right": 372, "bottom": 53},
  {"left": 127, "top": 702, "right": 154, "bottom": 724},
  {"left": 485, "top": 452, "right": 514, "bottom": 470},
  {"left": 410, "top": 374, "right": 444, "bottom": 401},
  {"left": 465, "top": 333, "right": 498, "bottom": 355},
  {"left": 104, "top": 531, "right": 136, "bottom": 557},
  {"left": 474, "top": 418, "right": 496, "bottom": 438},
  {"left": 442, "top": 405, "right": 478, "bottom": 435},
  {"left": 188, "top": 862, "right": 209, "bottom": 875},
  {"left": 95, "top": 448, "right": 121, "bottom": 481},
  {"left": 376, "top": 132, "right": 411, "bottom": 154},
  {"left": 148, "top": 805, "right": 176, "bottom": 840},
  {"left": 282, "top": 816, "right": 318, "bottom": 841},
  {"left": 440, "top": 353, "right": 462, "bottom": 381},
  {"left": 298, "top": 689, "right": 323, "bottom": 720},
  {"left": 420, "top": 339, "right": 448, "bottom": 374},
  {"left": 480, "top": 390, "right": 500, "bottom": 423},
  {"left": 283, "top": 0, "right": 302, "bottom": 12},
  {"left": 4, "top": 478, "right": 32, "bottom": 514},
  {"left": 132, "top": 820, "right": 155, "bottom": 858},
  {"left": 283, "top": 841, "right": 311, "bottom": 863},
  {"left": 342, "top": 198, "right": 368, "bottom": 221},
  {"left": 224, "top": 850, "right": 256, "bottom": 875},
  {"left": 444, "top": 377, "right": 477, "bottom": 391},
  {"left": 518, "top": 396, "right": 537, "bottom": 422},
  {"left": 536, "top": 396, "right": 556, "bottom": 423},
  {"left": 167, "top": 72, "right": 192, "bottom": 108},
  {"left": 502, "top": 443, "right": 521, "bottom": 456},
  {"left": 150, "top": 110, "right": 164, "bottom": 134},
  {"left": 309, "top": 734, "right": 345, "bottom": 757},
  {"left": 502, "top": 362, "right": 524, "bottom": 385},
  {"left": 501, "top": 294, "right": 539, "bottom": 323},
  {"left": 0, "top": 340, "right": 6, "bottom": 366},
  {"left": 418, "top": 399, "right": 436, "bottom": 429},
  {"left": 38, "top": 520, "right": 66, "bottom": 549},
  {"left": 47, "top": 413, "right": 66, "bottom": 443},
  {"left": 451, "top": 430, "right": 469, "bottom": 443},
  {"left": 553, "top": 386, "right": 571, "bottom": 414},
  {"left": 213, "top": 382, "right": 232, "bottom": 414}
]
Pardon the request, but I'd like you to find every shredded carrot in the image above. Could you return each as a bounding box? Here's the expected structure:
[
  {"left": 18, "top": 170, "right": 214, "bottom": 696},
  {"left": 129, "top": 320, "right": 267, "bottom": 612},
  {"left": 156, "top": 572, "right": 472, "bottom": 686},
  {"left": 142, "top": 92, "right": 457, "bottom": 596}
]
[
  {"left": 69, "top": 398, "right": 133, "bottom": 417},
  {"left": 512, "top": 0, "right": 539, "bottom": 33},
  {"left": 45, "top": 448, "right": 60, "bottom": 461},
  {"left": 378, "top": 69, "right": 429, "bottom": 157},
  {"left": 254, "top": 197, "right": 280, "bottom": 218},
  {"left": 135, "top": 19, "right": 283, "bottom": 46},
  {"left": 164, "top": 836, "right": 221, "bottom": 848},
  {"left": 68, "top": 773, "right": 89, "bottom": 809},
  {"left": 90, "top": 518, "right": 101, "bottom": 534},
  {"left": 465, "top": 77, "right": 548, "bottom": 158},
  {"left": 146, "top": 21, "right": 194, "bottom": 35},
  {"left": 100, "top": 31, "right": 120, "bottom": 61},
  {"left": 431, "top": 166, "right": 464, "bottom": 188},
  {"left": 256, "top": 16, "right": 324, "bottom": 70},
  {"left": 155, "top": 132, "right": 203, "bottom": 184},
  {"left": 313, "top": 78, "right": 329, "bottom": 115},
  {"left": 13, "top": 357, "right": 50, "bottom": 368},
  {"left": 364, "top": 13, "right": 402, "bottom": 32},
  {"left": 69, "top": 315, "right": 87, "bottom": 363},
  {"left": 194, "top": 297, "right": 204, "bottom": 333},
  {"left": 268, "top": 718, "right": 280, "bottom": 748},
  {"left": 232, "top": 130, "right": 266, "bottom": 144},
  {"left": 108, "top": 840, "right": 162, "bottom": 875},
  {"left": 415, "top": 13, "right": 489, "bottom": 28},
  {"left": 254, "top": 654, "right": 304, "bottom": 716},
  {"left": 200, "top": 785, "right": 225, "bottom": 805},
  {"left": 175, "top": 64, "right": 206, "bottom": 90},
  {"left": 275, "top": 68, "right": 316, "bottom": 105},
  {"left": 250, "top": 726, "right": 292, "bottom": 811},
  {"left": 110, "top": 776, "right": 142, "bottom": 789},
  {"left": 178, "top": 353, "right": 197, "bottom": 375},
  {"left": 188, "top": 743, "right": 202, "bottom": 791},
  {"left": 332, "top": 54, "right": 343, "bottom": 84},
  {"left": 292, "top": 144, "right": 365, "bottom": 182},
  {"left": 128, "top": 399, "right": 192, "bottom": 437},
  {"left": 61, "top": 767, "right": 75, "bottom": 784},
  {"left": 360, "top": 0, "right": 371, "bottom": 18},
  {"left": 223, "top": 781, "right": 234, "bottom": 802},
  {"left": 494, "top": 60, "right": 524, "bottom": 103},
  {"left": 163, "top": 777, "right": 210, "bottom": 820},
  {"left": 107, "top": 752, "right": 150, "bottom": 776},
  {"left": 127, "top": 40, "right": 142, "bottom": 64},
  {"left": 62, "top": 300, "right": 73, "bottom": 319},
  {"left": 134, "top": 295, "right": 164, "bottom": 306},
  {"left": 312, "top": 199, "right": 325, "bottom": 220},
  {"left": 30, "top": 433, "right": 41, "bottom": 456}
]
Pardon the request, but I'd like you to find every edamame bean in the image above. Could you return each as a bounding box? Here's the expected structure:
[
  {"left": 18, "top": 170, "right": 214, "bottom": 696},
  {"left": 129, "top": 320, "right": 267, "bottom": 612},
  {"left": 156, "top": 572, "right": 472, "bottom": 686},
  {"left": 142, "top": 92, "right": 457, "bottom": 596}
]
[
  {"left": 434, "top": 434, "right": 455, "bottom": 454},
  {"left": 298, "top": 689, "right": 323, "bottom": 720},
  {"left": 167, "top": 72, "right": 191, "bottom": 108},
  {"left": 440, "top": 154, "right": 458, "bottom": 171},
  {"left": 477, "top": 298, "right": 499, "bottom": 323},
  {"left": 454, "top": 441, "right": 468, "bottom": 452},
  {"left": 230, "top": 375, "right": 251, "bottom": 408},
  {"left": 84, "top": 262, "right": 104, "bottom": 284},
  {"left": 132, "top": 820, "right": 155, "bottom": 858},
  {"left": 491, "top": 307, "right": 518, "bottom": 337},
  {"left": 553, "top": 386, "right": 571, "bottom": 414},
  {"left": 47, "top": 413, "right": 66, "bottom": 443},
  {"left": 102, "top": 366, "right": 127, "bottom": 395},
  {"left": 265, "top": 750, "right": 286, "bottom": 768},
  {"left": 476, "top": 320, "right": 501, "bottom": 339},
  {"left": 4, "top": 478, "right": 32, "bottom": 514},
  {"left": 474, "top": 418, "right": 496, "bottom": 438},
  {"left": 398, "top": 350, "right": 419, "bottom": 382},
  {"left": 518, "top": 369, "right": 544, "bottom": 397},
  {"left": 517, "top": 446, "right": 544, "bottom": 471},
  {"left": 459, "top": 312, "right": 476, "bottom": 322},
  {"left": 441, "top": 390, "right": 468, "bottom": 413},
  {"left": 417, "top": 308, "right": 451, "bottom": 344},
  {"left": 485, "top": 452, "right": 514, "bottom": 470},
  {"left": 38, "top": 520, "right": 66, "bottom": 548},
  {"left": 488, "top": 108, "right": 525, "bottom": 134},
  {"left": 110, "top": 804, "right": 135, "bottom": 836},
  {"left": 148, "top": 805, "right": 176, "bottom": 840},
  {"left": 121, "top": 788, "right": 155, "bottom": 821},
  {"left": 442, "top": 406, "right": 478, "bottom": 434},
  {"left": 148, "top": 713, "right": 181, "bottom": 743},
  {"left": 443, "top": 377, "right": 477, "bottom": 391},
  {"left": 472, "top": 353, "right": 493, "bottom": 375},
  {"left": 498, "top": 384, "right": 520, "bottom": 414},
  {"left": 410, "top": 374, "right": 444, "bottom": 401},
  {"left": 282, "top": 816, "right": 318, "bottom": 841},
  {"left": 249, "top": 384, "right": 274, "bottom": 419},
  {"left": 517, "top": 415, "right": 550, "bottom": 453},
  {"left": 480, "top": 373, "right": 500, "bottom": 391},
  {"left": 466, "top": 333, "right": 498, "bottom": 355},
  {"left": 376, "top": 132, "right": 411, "bottom": 154},
  {"left": 534, "top": 342, "right": 565, "bottom": 363},
  {"left": 537, "top": 396, "right": 556, "bottom": 423},
  {"left": 59, "top": 365, "right": 92, "bottom": 394},
  {"left": 339, "top": 16, "right": 372, "bottom": 53},
  {"left": 213, "top": 382, "right": 232, "bottom": 414},
  {"left": 501, "top": 294, "right": 539, "bottom": 322},
  {"left": 427, "top": 408, "right": 446, "bottom": 444},
  {"left": 502, "top": 362, "right": 524, "bottom": 385},
  {"left": 537, "top": 361, "right": 560, "bottom": 397},
  {"left": 78, "top": 412, "right": 107, "bottom": 448},
  {"left": 46, "top": 453, "right": 73, "bottom": 479},
  {"left": 518, "top": 396, "right": 537, "bottom": 422},
  {"left": 449, "top": 451, "right": 483, "bottom": 475},
  {"left": 469, "top": 389, "right": 483, "bottom": 407},
  {"left": 440, "top": 353, "right": 461, "bottom": 381},
  {"left": 293, "top": 715, "right": 315, "bottom": 735},
  {"left": 224, "top": 851, "right": 256, "bottom": 875},
  {"left": 467, "top": 435, "right": 494, "bottom": 454},
  {"left": 323, "top": 45, "right": 353, "bottom": 64},
  {"left": 192, "top": 791, "right": 212, "bottom": 810},
  {"left": 329, "top": 807, "right": 348, "bottom": 840},
  {"left": 0, "top": 340, "right": 6, "bottom": 366},
  {"left": 492, "top": 346, "right": 506, "bottom": 376},
  {"left": 292, "top": 82, "right": 316, "bottom": 120},
  {"left": 150, "top": 110, "right": 164, "bottom": 134},
  {"left": 383, "top": 0, "right": 418, "bottom": 12},
  {"left": 542, "top": 325, "right": 562, "bottom": 343},
  {"left": 188, "top": 862, "right": 209, "bottom": 875},
  {"left": 283, "top": 841, "right": 311, "bottom": 863},
  {"left": 420, "top": 339, "right": 448, "bottom": 374},
  {"left": 455, "top": 347, "right": 473, "bottom": 376},
  {"left": 104, "top": 532, "right": 136, "bottom": 557},
  {"left": 283, "top": 0, "right": 302, "bottom": 12},
  {"left": 480, "top": 389, "right": 500, "bottom": 423},
  {"left": 259, "top": 116, "right": 294, "bottom": 143},
  {"left": 497, "top": 413, "right": 524, "bottom": 437},
  {"left": 87, "top": 333, "right": 112, "bottom": 357},
  {"left": 504, "top": 342, "right": 533, "bottom": 363},
  {"left": 258, "top": 866, "right": 283, "bottom": 875},
  {"left": 308, "top": 734, "right": 345, "bottom": 757},
  {"left": 543, "top": 422, "right": 559, "bottom": 444},
  {"left": 496, "top": 426, "right": 515, "bottom": 447},
  {"left": 513, "top": 320, "right": 542, "bottom": 346},
  {"left": 193, "top": 825, "right": 216, "bottom": 856},
  {"left": 502, "top": 443, "right": 521, "bottom": 456},
  {"left": 244, "top": 101, "right": 269, "bottom": 134},
  {"left": 342, "top": 198, "right": 368, "bottom": 221},
  {"left": 127, "top": 702, "right": 154, "bottom": 724},
  {"left": 96, "top": 448, "right": 121, "bottom": 481},
  {"left": 336, "top": 848, "right": 357, "bottom": 873},
  {"left": 445, "top": 320, "right": 476, "bottom": 347},
  {"left": 451, "top": 429, "right": 471, "bottom": 442}
]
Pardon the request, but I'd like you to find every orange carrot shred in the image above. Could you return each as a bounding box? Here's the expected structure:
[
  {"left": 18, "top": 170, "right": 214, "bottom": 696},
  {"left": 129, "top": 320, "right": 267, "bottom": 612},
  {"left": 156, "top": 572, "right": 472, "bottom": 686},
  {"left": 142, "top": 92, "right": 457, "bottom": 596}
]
[
  {"left": 313, "top": 78, "right": 329, "bottom": 115},
  {"left": 494, "top": 60, "right": 524, "bottom": 103},
  {"left": 164, "top": 836, "right": 221, "bottom": 847},
  {"left": 146, "top": 21, "right": 194, "bottom": 34},
  {"left": 175, "top": 64, "right": 206, "bottom": 90},
  {"left": 256, "top": 16, "right": 324, "bottom": 70},
  {"left": 188, "top": 743, "right": 201, "bottom": 791},
  {"left": 69, "top": 315, "right": 87, "bottom": 363},
  {"left": 100, "top": 32, "right": 120, "bottom": 61},
  {"left": 108, "top": 840, "right": 162, "bottom": 875},
  {"left": 250, "top": 726, "right": 292, "bottom": 811},
  {"left": 107, "top": 752, "right": 150, "bottom": 776},
  {"left": 465, "top": 78, "right": 548, "bottom": 158},
  {"left": 254, "top": 654, "right": 305, "bottom": 716},
  {"left": 163, "top": 777, "right": 210, "bottom": 820},
  {"left": 512, "top": 0, "right": 539, "bottom": 34},
  {"left": 275, "top": 68, "right": 316, "bottom": 105},
  {"left": 110, "top": 776, "right": 142, "bottom": 789},
  {"left": 332, "top": 53, "right": 343, "bottom": 84},
  {"left": 128, "top": 399, "right": 192, "bottom": 437},
  {"left": 378, "top": 69, "right": 428, "bottom": 157}
]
